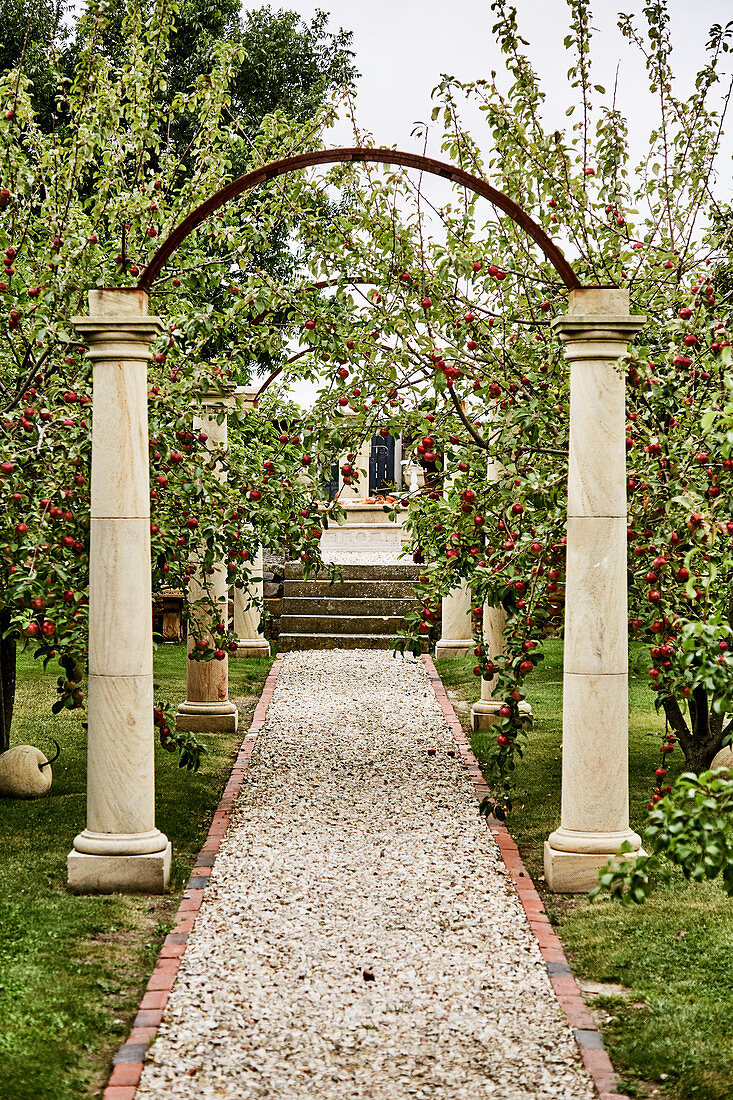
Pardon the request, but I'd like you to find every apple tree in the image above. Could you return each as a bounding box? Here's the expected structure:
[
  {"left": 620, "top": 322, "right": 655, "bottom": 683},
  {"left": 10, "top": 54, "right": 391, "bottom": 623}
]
[
  {"left": 0, "top": 0, "right": 352, "bottom": 759},
  {"left": 223, "top": 0, "right": 733, "bottom": 830}
]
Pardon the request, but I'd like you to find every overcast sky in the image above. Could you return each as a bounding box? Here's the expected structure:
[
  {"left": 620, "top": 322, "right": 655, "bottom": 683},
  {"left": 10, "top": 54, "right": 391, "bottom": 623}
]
[
  {"left": 256, "top": 0, "right": 733, "bottom": 164},
  {"left": 242, "top": 0, "right": 732, "bottom": 404}
]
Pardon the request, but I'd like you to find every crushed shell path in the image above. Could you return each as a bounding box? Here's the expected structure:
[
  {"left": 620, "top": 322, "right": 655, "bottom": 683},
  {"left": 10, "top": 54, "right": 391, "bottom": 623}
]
[{"left": 136, "top": 650, "right": 595, "bottom": 1100}]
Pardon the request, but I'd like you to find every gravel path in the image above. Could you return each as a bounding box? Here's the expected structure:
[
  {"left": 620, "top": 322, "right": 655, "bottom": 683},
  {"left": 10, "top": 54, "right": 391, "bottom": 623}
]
[{"left": 137, "top": 650, "right": 595, "bottom": 1100}]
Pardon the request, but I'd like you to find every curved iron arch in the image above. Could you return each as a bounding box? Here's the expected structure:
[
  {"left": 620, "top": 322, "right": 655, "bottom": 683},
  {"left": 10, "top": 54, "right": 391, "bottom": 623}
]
[{"left": 137, "top": 147, "right": 582, "bottom": 292}]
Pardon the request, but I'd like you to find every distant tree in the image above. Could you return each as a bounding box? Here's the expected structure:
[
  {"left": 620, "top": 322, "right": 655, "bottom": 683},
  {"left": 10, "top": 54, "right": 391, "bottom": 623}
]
[
  {"left": 4, "top": 0, "right": 357, "bottom": 155},
  {"left": 0, "top": 0, "right": 68, "bottom": 124}
]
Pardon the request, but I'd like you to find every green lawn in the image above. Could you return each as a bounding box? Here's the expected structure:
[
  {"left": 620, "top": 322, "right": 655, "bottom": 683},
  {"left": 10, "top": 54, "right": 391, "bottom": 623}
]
[
  {"left": 437, "top": 641, "right": 733, "bottom": 1100},
  {"left": 0, "top": 645, "right": 272, "bottom": 1100}
]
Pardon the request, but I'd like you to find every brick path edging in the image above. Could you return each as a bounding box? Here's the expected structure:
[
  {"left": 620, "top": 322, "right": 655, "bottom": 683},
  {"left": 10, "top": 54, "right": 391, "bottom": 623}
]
[
  {"left": 102, "top": 656, "right": 285, "bottom": 1100},
  {"left": 423, "top": 655, "right": 630, "bottom": 1100}
]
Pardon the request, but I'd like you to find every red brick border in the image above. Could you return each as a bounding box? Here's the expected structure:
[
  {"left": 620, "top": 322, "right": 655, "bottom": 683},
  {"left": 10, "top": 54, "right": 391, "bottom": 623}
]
[
  {"left": 103, "top": 656, "right": 285, "bottom": 1100},
  {"left": 423, "top": 655, "right": 630, "bottom": 1100}
]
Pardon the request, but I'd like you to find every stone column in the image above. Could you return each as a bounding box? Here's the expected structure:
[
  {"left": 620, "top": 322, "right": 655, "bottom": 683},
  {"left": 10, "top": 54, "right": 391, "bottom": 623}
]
[
  {"left": 176, "top": 390, "right": 238, "bottom": 734},
  {"left": 436, "top": 468, "right": 473, "bottom": 660},
  {"left": 471, "top": 454, "right": 532, "bottom": 731},
  {"left": 229, "top": 387, "right": 270, "bottom": 658},
  {"left": 232, "top": 543, "right": 270, "bottom": 657},
  {"left": 544, "top": 287, "right": 645, "bottom": 893},
  {"left": 68, "top": 288, "right": 171, "bottom": 893},
  {"left": 339, "top": 430, "right": 371, "bottom": 500},
  {"left": 435, "top": 583, "right": 473, "bottom": 659}
]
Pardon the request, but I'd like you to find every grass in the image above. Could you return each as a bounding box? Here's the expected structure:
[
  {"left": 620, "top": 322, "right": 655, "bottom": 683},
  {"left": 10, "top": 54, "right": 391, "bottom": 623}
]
[
  {"left": 0, "top": 644, "right": 272, "bottom": 1100},
  {"left": 437, "top": 640, "right": 733, "bottom": 1100}
]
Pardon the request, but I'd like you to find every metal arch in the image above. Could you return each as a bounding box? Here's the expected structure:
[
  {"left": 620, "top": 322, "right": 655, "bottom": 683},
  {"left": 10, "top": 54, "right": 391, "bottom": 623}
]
[{"left": 136, "top": 147, "right": 582, "bottom": 292}]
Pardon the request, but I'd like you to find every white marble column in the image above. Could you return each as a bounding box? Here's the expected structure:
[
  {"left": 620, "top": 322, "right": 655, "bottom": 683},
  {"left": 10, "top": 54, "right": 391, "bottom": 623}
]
[
  {"left": 544, "top": 287, "right": 645, "bottom": 893},
  {"left": 68, "top": 288, "right": 171, "bottom": 893},
  {"left": 435, "top": 583, "right": 473, "bottom": 659},
  {"left": 471, "top": 454, "right": 533, "bottom": 731},
  {"left": 230, "top": 387, "right": 270, "bottom": 657},
  {"left": 176, "top": 390, "right": 238, "bottom": 734},
  {"left": 339, "top": 430, "right": 371, "bottom": 500},
  {"left": 436, "top": 467, "right": 473, "bottom": 659},
  {"left": 232, "top": 543, "right": 270, "bottom": 657}
]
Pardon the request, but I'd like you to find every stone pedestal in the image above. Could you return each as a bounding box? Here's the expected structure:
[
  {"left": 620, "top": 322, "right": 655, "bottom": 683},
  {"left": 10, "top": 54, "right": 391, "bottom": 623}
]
[
  {"left": 68, "top": 288, "right": 171, "bottom": 893},
  {"left": 544, "top": 288, "right": 645, "bottom": 893},
  {"left": 176, "top": 390, "right": 238, "bottom": 734},
  {"left": 232, "top": 544, "right": 270, "bottom": 657}
]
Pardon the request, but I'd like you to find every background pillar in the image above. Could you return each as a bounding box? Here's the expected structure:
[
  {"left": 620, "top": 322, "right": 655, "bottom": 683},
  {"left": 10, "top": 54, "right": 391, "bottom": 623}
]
[
  {"left": 544, "top": 287, "right": 645, "bottom": 892},
  {"left": 176, "top": 390, "right": 238, "bottom": 734},
  {"left": 435, "top": 583, "right": 473, "bottom": 659},
  {"left": 230, "top": 386, "right": 270, "bottom": 657},
  {"left": 436, "top": 463, "right": 474, "bottom": 660},
  {"left": 68, "top": 289, "right": 170, "bottom": 893},
  {"left": 471, "top": 454, "right": 532, "bottom": 730},
  {"left": 232, "top": 543, "right": 270, "bottom": 657}
]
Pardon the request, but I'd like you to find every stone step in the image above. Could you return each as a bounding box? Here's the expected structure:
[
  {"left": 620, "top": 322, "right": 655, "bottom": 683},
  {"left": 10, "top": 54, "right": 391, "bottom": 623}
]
[
  {"left": 277, "top": 633, "right": 404, "bottom": 651},
  {"left": 284, "top": 562, "right": 421, "bottom": 582},
  {"left": 282, "top": 596, "right": 420, "bottom": 617},
  {"left": 283, "top": 579, "right": 419, "bottom": 599},
  {"left": 277, "top": 633, "right": 429, "bottom": 652},
  {"left": 280, "top": 614, "right": 408, "bottom": 635}
]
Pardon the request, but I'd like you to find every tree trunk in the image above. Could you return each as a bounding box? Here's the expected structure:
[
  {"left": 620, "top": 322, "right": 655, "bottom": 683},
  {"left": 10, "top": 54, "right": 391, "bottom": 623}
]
[
  {"left": 0, "top": 606, "right": 17, "bottom": 754},
  {"left": 662, "top": 688, "right": 726, "bottom": 773}
]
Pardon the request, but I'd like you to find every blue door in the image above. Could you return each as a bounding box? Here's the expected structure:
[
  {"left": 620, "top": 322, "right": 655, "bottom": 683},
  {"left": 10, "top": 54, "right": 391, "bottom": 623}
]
[
  {"left": 325, "top": 456, "right": 339, "bottom": 500},
  {"left": 369, "top": 433, "right": 395, "bottom": 495}
]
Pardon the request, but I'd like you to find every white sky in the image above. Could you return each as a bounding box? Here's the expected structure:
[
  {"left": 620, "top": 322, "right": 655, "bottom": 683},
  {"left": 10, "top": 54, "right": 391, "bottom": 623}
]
[
  {"left": 243, "top": 0, "right": 733, "bottom": 405},
  {"left": 263, "top": 0, "right": 733, "bottom": 160}
]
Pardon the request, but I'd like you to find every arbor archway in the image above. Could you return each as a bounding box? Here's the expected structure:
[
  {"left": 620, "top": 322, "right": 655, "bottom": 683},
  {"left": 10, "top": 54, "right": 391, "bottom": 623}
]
[
  {"left": 69, "top": 146, "right": 645, "bottom": 898},
  {"left": 136, "top": 147, "right": 583, "bottom": 293}
]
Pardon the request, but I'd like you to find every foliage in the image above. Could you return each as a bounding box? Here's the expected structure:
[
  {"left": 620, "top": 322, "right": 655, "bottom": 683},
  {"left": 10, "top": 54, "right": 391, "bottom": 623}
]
[
  {"left": 591, "top": 767, "right": 733, "bottom": 905},
  {"left": 76, "top": 1, "right": 357, "bottom": 164},
  {"left": 3, "top": 0, "right": 733, "bottom": 881},
  {"left": 0, "top": 0, "right": 68, "bottom": 125},
  {"left": 8, "top": 0, "right": 357, "bottom": 144}
]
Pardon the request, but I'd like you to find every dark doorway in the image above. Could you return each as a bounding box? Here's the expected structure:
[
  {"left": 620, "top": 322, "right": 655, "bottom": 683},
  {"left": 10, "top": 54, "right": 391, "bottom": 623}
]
[
  {"left": 369, "top": 433, "right": 395, "bottom": 495},
  {"left": 325, "top": 456, "right": 340, "bottom": 501}
]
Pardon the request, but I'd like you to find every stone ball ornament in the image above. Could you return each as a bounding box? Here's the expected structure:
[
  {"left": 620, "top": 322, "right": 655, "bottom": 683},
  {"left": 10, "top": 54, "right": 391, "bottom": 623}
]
[
  {"left": 710, "top": 746, "right": 733, "bottom": 777},
  {"left": 0, "top": 739, "right": 60, "bottom": 798}
]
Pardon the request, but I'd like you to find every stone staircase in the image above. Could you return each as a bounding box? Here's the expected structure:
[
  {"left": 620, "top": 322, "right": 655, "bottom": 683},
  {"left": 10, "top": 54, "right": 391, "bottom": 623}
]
[{"left": 277, "top": 562, "right": 427, "bottom": 650}]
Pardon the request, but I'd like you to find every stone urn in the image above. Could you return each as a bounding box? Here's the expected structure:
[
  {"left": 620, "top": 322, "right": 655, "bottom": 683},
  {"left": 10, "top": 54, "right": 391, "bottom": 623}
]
[{"left": 0, "top": 740, "right": 60, "bottom": 798}]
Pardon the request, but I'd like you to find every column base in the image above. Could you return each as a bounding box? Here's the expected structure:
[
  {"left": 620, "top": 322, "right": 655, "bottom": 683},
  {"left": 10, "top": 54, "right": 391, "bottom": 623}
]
[
  {"left": 544, "top": 833, "right": 643, "bottom": 894},
  {"left": 471, "top": 699, "right": 533, "bottom": 732},
  {"left": 435, "top": 639, "right": 473, "bottom": 660},
  {"left": 176, "top": 701, "right": 238, "bottom": 734},
  {"left": 67, "top": 842, "right": 171, "bottom": 894},
  {"left": 230, "top": 639, "right": 271, "bottom": 658}
]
